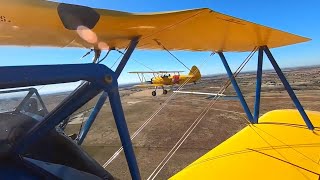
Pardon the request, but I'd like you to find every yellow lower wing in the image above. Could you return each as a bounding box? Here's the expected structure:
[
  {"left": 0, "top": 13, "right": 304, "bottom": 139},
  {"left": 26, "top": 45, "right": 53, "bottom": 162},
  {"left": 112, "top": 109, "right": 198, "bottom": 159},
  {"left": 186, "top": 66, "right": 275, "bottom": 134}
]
[
  {"left": 171, "top": 110, "right": 320, "bottom": 179},
  {"left": 133, "top": 84, "right": 164, "bottom": 88}
]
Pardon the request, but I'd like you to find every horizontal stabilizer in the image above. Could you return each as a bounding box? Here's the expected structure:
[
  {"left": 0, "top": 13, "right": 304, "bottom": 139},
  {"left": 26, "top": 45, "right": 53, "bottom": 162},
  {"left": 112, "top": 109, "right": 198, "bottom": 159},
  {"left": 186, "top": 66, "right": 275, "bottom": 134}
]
[{"left": 173, "top": 90, "right": 225, "bottom": 96}]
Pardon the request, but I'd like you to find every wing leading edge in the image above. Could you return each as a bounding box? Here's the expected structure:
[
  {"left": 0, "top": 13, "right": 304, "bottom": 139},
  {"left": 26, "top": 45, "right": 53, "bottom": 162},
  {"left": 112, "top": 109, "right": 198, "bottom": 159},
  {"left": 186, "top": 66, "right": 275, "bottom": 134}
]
[
  {"left": 170, "top": 110, "right": 320, "bottom": 179},
  {"left": 0, "top": 0, "right": 310, "bottom": 52}
]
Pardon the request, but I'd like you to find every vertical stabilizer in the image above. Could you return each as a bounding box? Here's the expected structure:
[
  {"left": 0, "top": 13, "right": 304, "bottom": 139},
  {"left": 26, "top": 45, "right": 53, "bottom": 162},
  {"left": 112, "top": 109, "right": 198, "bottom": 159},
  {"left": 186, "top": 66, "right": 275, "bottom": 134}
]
[{"left": 189, "top": 66, "right": 201, "bottom": 81}]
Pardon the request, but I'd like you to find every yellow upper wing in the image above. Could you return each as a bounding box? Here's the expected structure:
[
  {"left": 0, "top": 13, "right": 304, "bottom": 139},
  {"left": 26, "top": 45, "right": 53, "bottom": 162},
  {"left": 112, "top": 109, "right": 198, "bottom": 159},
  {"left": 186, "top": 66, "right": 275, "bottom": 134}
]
[
  {"left": 0, "top": 0, "right": 310, "bottom": 52},
  {"left": 170, "top": 110, "right": 320, "bottom": 179}
]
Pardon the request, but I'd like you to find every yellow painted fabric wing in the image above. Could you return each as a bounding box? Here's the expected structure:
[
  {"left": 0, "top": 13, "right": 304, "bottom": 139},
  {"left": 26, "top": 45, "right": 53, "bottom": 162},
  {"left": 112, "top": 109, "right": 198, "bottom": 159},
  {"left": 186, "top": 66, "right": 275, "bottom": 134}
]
[
  {"left": 170, "top": 110, "right": 320, "bottom": 179},
  {"left": 133, "top": 84, "right": 164, "bottom": 88},
  {"left": 0, "top": 0, "right": 310, "bottom": 52}
]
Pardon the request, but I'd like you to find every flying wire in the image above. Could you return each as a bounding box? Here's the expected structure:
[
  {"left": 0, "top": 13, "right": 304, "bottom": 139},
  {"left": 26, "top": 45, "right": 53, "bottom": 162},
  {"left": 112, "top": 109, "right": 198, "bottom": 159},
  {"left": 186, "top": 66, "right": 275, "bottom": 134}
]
[
  {"left": 178, "top": 52, "right": 317, "bottom": 179},
  {"left": 140, "top": 9, "right": 207, "bottom": 42},
  {"left": 244, "top": 119, "right": 312, "bottom": 179},
  {"left": 115, "top": 9, "right": 206, "bottom": 52},
  {"left": 253, "top": 125, "right": 320, "bottom": 166},
  {"left": 154, "top": 39, "right": 191, "bottom": 71},
  {"left": 106, "top": 47, "right": 255, "bottom": 172},
  {"left": 115, "top": 49, "right": 155, "bottom": 72},
  {"left": 147, "top": 47, "right": 257, "bottom": 180},
  {"left": 102, "top": 52, "right": 214, "bottom": 168},
  {"left": 97, "top": 49, "right": 112, "bottom": 64}
]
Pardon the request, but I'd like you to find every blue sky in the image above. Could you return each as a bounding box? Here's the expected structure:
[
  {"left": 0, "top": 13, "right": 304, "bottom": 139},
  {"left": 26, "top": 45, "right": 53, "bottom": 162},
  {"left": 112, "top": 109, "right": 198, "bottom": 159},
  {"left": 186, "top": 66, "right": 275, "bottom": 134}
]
[{"left": 1, "top": 0, "right": 320, "bottom": 85}]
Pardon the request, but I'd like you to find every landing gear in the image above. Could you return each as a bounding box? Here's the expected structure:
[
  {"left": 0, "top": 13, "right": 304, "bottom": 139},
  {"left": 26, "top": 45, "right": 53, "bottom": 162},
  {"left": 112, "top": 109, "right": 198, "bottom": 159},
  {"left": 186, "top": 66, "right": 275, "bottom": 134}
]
[
  {"left": 152, "top": 91, "right": 157, "bottom": 96},
  {"left": 163, "top": 89, "right": 168, "bottom": 94},
  {"left": 152, "top": 86, "right": 157, "bottom": 96},
  {"left": 151, "top": 87, "right": 168, "bottom": 96}
]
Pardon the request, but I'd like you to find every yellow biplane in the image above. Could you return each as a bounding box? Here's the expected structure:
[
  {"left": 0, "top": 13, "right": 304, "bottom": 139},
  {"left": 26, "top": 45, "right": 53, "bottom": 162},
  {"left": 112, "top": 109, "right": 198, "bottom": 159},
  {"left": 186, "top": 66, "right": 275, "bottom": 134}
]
[
  {"left": 129, "top": 66, "right": 201, "bottom": 96},
  {"left": 0, "top": 0, "right": 319, "bottom": 180}
]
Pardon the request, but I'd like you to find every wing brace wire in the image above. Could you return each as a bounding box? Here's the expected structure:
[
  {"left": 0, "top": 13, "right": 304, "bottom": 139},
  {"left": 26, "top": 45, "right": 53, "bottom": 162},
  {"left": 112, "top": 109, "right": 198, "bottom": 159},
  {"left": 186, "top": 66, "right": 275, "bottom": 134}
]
[{"left": 154, "top": 39, "right": 191, "bottom": 71}]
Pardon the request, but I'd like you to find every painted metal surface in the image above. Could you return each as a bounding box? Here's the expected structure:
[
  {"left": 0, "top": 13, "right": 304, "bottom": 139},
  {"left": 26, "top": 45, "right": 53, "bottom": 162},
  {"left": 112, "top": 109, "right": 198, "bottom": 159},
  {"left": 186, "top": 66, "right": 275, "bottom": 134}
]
[
  {"left": 253, "top": 47, "right": 263, "bottom": 123},
  {"left": 77, "top": 92, "right": 108, "bottom": 145},
  {"left": 107, "top": 84, "right": 141, "bottom": 180},
  {"left": 263, "top": 46, "right": 314, "bottom": 130},
  {"left": 2, "top": 63, "right": 116, "bottom": 153},
  {"left": 0, "top": 64, "right": 114, "bottom": 89},
  {"left": 0, "top": 62, "right": 141, "bottom": 179},
  {"left": 23, "top": 157, "right": 101, "bottom": 179},
  {"left": 14, "top": 83, "right": 103, "bottom": 153},
  {"left": 218, "top": 52, "right": 254, "bottom": 123},
  {"left": 115, "top": 37, "right": 140, "bottom": 78},
  {"left": 77, "top": 37, "right": 141, "bottom": 177},
  {"left": 0, "top": 2, "right": 314, "bottom": 178}
]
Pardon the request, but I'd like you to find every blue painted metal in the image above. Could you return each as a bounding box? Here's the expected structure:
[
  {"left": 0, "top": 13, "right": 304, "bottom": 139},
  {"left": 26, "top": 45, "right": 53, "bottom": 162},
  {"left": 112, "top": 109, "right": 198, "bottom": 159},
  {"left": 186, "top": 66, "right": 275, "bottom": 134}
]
[
  {"left": 14, "top": 83, "right": 103, "bottom": 153},
  {"left": 253, "top": 47, "right": 263, "bottom": 123},
  {"left": 78, "top": 38, "right": 139, "bottom": 145},
  {"left": 0, "top": 63, "right": 114, "bottom": 89},
  {"left": 218, "top": 52, "right": 254, "bottom": 123},
  {"left": 0, "top": 57, "right": 142, "bottom": 178},
  {"left": 262, "top": 45, "right": 314, "bottom": 130},
  {"left": 107, "top": 84, "right": 141, "bottom": 180},
  {"left": 0, "top": 159, "right": 44, "bottom": 179},
  {"left": 77, "top": 92, "right": 108, "bottom": 145},
  {"left": 8, "top": 63, "right": 117, "bottom": 153},
  {"left": 115, "top": 37, "right": 140, "bottom": 78},
  {"left": 23, "top": 157, "right": 101, "bottom": 179}
]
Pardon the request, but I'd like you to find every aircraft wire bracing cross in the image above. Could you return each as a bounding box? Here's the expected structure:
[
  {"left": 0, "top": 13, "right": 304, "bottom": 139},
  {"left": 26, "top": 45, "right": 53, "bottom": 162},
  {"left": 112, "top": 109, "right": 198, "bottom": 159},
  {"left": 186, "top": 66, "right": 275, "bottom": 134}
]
[{"left": 0, "top": 1, "right": 317, "bottom": 179}]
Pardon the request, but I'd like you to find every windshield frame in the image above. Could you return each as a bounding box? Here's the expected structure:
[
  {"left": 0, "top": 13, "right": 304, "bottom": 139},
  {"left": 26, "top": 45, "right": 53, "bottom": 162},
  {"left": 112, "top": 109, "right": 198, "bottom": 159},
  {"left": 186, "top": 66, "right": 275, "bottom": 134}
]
[
  {"left": 0, "top": 88, "right": 49, "bottom": 115},
  {"left": 0, "top": 63, "right": 115, "bottom": 154}
]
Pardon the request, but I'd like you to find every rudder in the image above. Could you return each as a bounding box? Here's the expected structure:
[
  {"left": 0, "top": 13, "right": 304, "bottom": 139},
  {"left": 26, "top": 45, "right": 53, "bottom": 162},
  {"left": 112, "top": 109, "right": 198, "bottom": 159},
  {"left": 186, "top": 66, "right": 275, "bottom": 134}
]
[{"left": 189, "top": 66, "right": 201, "bottom": 81}]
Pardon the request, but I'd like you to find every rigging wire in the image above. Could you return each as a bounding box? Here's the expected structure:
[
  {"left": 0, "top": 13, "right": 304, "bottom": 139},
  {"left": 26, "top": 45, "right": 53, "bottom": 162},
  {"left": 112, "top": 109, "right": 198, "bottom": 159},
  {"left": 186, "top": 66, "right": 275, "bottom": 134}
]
[
  {"left": 79, "top": 100, "right": 89, "bottom": 135},
  {"left": 140, "top": 10, "right": 207, "bottom": 42},
  {"left": 115, "top": 49, "right": 155, "bottom": 72},
  {"left": 241, "top": 117, "right": 312, "bottom": 179},
  {"left": 110, "top": 53, "right": 124, "bottom": 69},
  {"left": 115, "top": 9, "right": 206, "bottom": 54},
  {"left": 237, "top": 114, "right": 320, "bottom": 178},
  {"left": 253, "top": 126, "right": 320, "bottom": 165},
  {"left": 80, "top": 49, "right": 94, "bottom": 60},
  {"left": 97, "top": 49, "right": 112, "bottom": 64},
  {"left": 147, "top": 48, "right": 257, "bottom": 180},
  {"left": 201, "top": 101, "right": 317, "bottom": 179},
  {"left": 154, "top": 39, "right": 191, "bottom": 72},
  {"left": 148, "top": 46, "right": 318, "bottom": 180},
  {"left": 249, "top": 148, "right": 319, "bottom": 176},
  {"left": 110, "top": 44, "right": 130, "bottom": 69},
  {"left": 102, "top": 52, "right": 214, "bottom": 168},
  {"left": 221, "top": 47, "right": 319, "bottom": 170},
  {"left": 187, "top": 112, "right": 315, "bottom": 179}
]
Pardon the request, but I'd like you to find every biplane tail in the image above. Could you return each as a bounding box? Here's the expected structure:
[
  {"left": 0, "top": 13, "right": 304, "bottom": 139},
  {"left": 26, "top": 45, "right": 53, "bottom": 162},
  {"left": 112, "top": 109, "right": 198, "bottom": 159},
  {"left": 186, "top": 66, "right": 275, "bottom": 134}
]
[{"left": 189, "top": 66, "right": 201, "bottom": 81}]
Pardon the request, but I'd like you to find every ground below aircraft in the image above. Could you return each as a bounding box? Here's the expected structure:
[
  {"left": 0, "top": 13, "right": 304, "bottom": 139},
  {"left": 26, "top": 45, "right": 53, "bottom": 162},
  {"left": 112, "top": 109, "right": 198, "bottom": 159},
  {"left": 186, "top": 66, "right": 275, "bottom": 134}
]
[{"left": 0, "top": 0, "right": 318, "bottom": 179}]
